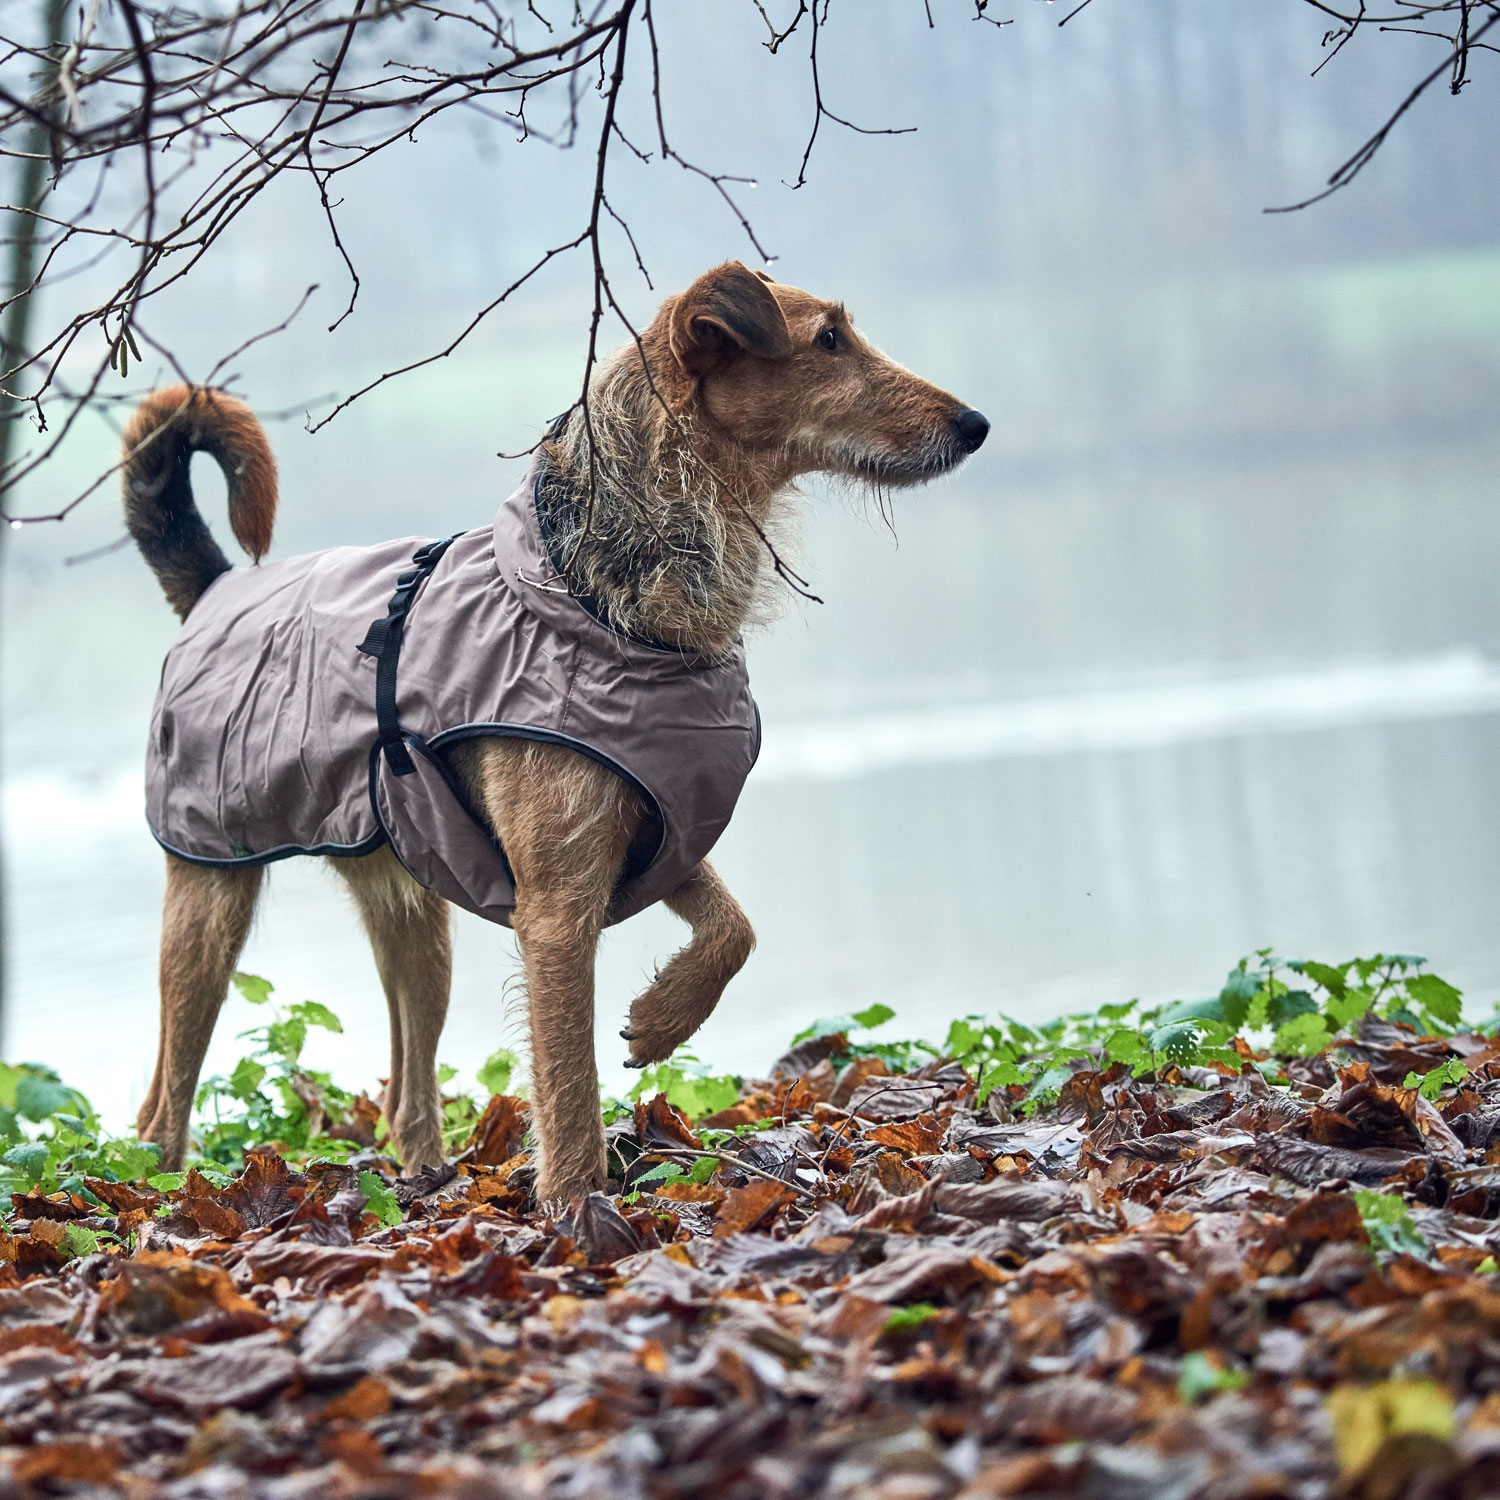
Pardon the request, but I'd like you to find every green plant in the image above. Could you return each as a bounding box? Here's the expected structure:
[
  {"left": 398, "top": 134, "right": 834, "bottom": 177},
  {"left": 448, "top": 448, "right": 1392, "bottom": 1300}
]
[
  {"left": 1403, "top": 1057, "right": 1469, "bottom": 1101},
  {"left": 1354, "top": 1189, "right": 1428, "bottom": 1259},
  {"left": 622, "top": 1154, "right": 720, "bottom": 1204},
  {"left": 885, "top": 1303, "right": 940, "bottom": 1333},
  {"left": 1179, "top": 1350, "right": 1249, "bottom": 1403},
  {"left": 192, "top": 973, "right": 363, "bottom": 1165},
  {"left": 0, "top": 1061, "right": 160, "bottom": 1198},
  {"left": 627, "top": 1047, "right": 740, "bottom": 1120}
]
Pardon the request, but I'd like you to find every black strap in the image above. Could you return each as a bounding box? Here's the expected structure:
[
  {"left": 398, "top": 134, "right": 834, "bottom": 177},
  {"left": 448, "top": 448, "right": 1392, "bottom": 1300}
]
[{"left": 358, "top": 533, "right": 462, "bottom": 776}]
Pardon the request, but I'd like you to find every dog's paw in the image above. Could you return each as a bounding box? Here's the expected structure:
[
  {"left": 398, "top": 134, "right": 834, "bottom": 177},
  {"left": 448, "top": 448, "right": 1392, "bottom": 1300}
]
[{"left": 619, "top": 1027, "right": 635, "bottom": 1041}]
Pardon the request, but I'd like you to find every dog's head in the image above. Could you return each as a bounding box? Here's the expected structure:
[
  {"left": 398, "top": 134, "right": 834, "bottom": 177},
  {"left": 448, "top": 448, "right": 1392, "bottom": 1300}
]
[{"left": 657, "top": 261, "right": 988, "bottom": 485}]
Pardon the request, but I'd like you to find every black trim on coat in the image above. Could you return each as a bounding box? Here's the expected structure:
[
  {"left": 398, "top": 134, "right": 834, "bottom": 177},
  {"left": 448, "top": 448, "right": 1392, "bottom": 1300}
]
[{"left": 149, "top": 825, "right": 386, "bottom": 869}]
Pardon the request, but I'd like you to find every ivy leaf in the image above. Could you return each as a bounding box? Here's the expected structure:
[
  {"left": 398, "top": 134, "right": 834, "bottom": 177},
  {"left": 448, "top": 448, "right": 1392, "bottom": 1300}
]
[
  {"left": 232, "top": 972, "right": 274, "bottom": 1006},
  {"left": 851, "top": 1003, "right": 896, "bottom": 1031},
  {"left": 147, "top": 1171, "right": 185, "bottom": 1193}
]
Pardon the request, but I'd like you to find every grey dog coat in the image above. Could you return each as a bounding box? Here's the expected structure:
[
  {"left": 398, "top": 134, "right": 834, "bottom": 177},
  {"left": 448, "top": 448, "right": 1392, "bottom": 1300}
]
[{"left": 145, "top": 459, "right": 762, "bottom": 926}]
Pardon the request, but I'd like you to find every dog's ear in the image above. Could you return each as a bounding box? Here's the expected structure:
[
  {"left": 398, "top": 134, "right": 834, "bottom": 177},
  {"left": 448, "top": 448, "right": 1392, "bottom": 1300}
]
[{"left": 669, "top": 262, "right": 792, "bottom": 377}]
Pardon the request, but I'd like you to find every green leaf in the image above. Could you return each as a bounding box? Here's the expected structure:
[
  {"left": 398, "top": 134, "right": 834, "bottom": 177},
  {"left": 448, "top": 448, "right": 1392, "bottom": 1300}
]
[
  {"left": 62, "top": 1222, "right": 99, "bottom": 1258},
  {"left": 1156, "top": 996, "right": 1227, "bottom": 1027},
  {"left": 15, "top": 1076, "right": 74, "bottom": 1122},
  {"left": 232, "top": 972, "right": 274, "bottom": 1006},
  {"left": 1218, "top": 967, "right": 1263, "bottom": 1031},
  {"left": 358, "top": 1170, "right": 404, "bottom": 1229},
  {"left": 1103, "top": 1028, "right": 1145, "bottom": 1065},
  {"left": 1325, "top": 987, "right": 1375, "bottom": 1030},
  {"left": 1404, "top": 973, "right": 1463, "bottom": 1031},
  {"left": 884, "top": 1303, "right": 940, "bottom": 1333},
  {"left": 1402, "top": 1057, "right": 1468, "bottom": 1102},
  {"left": 636, "top": 1160, "right": 691, "bottom": 1186},
  {"left": 671, "top": 1074, "right": 740, "bottom": 1121},
  {"left": 0, "top": 1063, "right": 21, "bottom": 1110},
  {"left": 101, "top": 1141, "right": 160, "bottom": 1183},
  {"left": 1272, "top": 1012, "right": 1332, "bottom": 1057},
  {"left": 1178, "top": 1350, "right": 1249, "bottom": 1404},
  {"left": 435, "top": 1063, "right": 458, "bottom": 1087},
  {"left": 1149, "top": 1021, "right": 1200, "bottom": 1063},
  {"left": 477, "top": 1048, "right": 518, "bottom": 1097},
  {"left": 147, "top": 1172, "right": 185, "bottom": 1192},
  {"left": 3, "top": 1141, "right": 50, "bottom": 1185},
  {"left": 1354, "top": 1189, "right": 1427, "bottom": 1258},
  {"left": 266, "top": 1017, "right": 307, "bottom": 1063},
  {"left": 228, "top": 1056, "right": 267, "bottom": 1102},
  {"left": 688, "top": 1155, "right": 720, "bottom": 1184},
  {"left": 1303, "top": 961, "right": 1349, "bottom": 1000},
  {"left": 289, "top": 1000, "right": 343, "bottom": 1034},
  {"left": 850, "top": 1003, "right": 896, "bottom": 1031},
  {"left": 1267, "top": 988, "right": 1319, "bottom": 1026}
]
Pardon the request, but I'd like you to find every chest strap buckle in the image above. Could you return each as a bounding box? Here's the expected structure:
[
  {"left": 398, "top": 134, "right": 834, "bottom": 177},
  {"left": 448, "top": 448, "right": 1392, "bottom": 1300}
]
[{"left": 358, "top": 532, "right": 463, "bottom": 776}]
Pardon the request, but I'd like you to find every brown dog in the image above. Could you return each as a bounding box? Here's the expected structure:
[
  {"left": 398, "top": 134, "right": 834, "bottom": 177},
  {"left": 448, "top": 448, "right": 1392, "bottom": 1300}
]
[{"left": 123, "top": 262, "right": 987, "bottom": 1207}]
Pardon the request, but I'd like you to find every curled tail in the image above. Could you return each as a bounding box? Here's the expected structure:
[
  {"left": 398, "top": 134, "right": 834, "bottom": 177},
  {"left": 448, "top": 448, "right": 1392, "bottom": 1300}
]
[{"left": 121, "top": 384, "right": 278, "bottom": 619}]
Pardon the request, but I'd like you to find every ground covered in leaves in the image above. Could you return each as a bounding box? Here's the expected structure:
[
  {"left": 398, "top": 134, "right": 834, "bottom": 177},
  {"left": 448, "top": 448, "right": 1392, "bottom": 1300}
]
[{"left": 6, "top": 975, "right": 1500, "bottom": 1496}]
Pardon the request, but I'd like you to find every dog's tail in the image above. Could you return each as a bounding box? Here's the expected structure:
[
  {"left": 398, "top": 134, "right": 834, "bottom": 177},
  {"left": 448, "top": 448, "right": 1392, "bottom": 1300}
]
[{"left": 121, "top": 384, "right": 278, "bottom": 619}]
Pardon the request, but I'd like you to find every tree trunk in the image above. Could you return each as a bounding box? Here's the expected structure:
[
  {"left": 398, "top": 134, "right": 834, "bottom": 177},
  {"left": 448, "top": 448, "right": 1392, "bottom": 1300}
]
[{"left": 0, "top": 0, "right": 66, "bottom": 1051}]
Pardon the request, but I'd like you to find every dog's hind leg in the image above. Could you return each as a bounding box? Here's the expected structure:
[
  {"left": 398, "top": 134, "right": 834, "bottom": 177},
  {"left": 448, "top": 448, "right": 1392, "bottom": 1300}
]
[
  {"left": 622, "top": 861, "right": 754, "bottom": 1067},
  {"left": 138, "top": 855, "right": 263, "bottom": 1169},
  {"left": 336, "top": 847, "right": 452, "bottom": 1173}
]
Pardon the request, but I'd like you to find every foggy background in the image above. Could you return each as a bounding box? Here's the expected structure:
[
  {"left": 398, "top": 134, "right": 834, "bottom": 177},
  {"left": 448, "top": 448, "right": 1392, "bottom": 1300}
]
[{"left": 4, "top": 0, "right": 1499, "bottom": 1123}]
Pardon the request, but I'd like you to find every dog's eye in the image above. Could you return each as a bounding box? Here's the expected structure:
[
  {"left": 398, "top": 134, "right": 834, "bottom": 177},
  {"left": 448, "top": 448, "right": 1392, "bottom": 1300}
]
[{"left": 817, "top": 327, "right": 839, "bottom": 353}]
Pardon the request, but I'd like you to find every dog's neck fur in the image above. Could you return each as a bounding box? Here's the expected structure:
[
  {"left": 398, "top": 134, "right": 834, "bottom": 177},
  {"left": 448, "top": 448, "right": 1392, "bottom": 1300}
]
[{"left": 539, "top": 340, "right": 789, "bottom": 657}]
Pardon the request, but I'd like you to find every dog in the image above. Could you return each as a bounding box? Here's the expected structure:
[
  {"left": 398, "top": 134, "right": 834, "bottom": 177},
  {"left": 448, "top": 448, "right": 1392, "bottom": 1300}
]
[{"left": 122, "top": 261, "right": 988, "bottom": 1207}]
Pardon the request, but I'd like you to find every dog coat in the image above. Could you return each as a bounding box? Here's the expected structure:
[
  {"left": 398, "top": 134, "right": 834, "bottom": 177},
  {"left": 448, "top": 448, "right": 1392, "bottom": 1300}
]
[{"left": 145, "top": 458, "right": 762, "bottom": 926}]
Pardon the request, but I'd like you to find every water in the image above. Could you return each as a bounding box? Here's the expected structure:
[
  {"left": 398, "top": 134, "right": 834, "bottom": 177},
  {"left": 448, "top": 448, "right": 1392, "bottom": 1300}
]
[{"left": 9, "top": 432, "right": 1500, "bottom": 1125}]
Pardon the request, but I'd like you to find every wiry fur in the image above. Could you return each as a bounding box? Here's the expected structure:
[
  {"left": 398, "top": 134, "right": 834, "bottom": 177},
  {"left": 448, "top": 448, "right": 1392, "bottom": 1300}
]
[{"left": 128, "top": 263, "right": 986, "bottom": 1207}]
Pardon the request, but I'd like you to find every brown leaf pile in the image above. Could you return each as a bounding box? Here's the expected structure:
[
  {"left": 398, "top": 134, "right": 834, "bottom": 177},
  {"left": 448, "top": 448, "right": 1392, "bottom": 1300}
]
[{"left": 5, "top": 1027, "right": 1500, "bottom": 1498}]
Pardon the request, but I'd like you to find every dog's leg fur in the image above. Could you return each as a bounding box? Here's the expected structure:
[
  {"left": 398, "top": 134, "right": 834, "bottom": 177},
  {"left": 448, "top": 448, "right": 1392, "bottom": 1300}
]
[
  {"left": 138, "top": 856, "right": 263, "bottom": 1168},
  {"left": 336, "top": 846, "right": 452, "bottom": 1172},
  {"left": 622, "top": 861, "right": 755, "bottom": 1066},
  {"left": 452, "top": 737, "right": 639, "bottom": 1207}
]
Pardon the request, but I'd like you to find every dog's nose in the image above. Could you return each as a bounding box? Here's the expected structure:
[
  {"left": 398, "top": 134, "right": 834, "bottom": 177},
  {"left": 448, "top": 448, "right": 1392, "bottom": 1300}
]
[{"left": 951, "top": 408, "right": 990, "bottom": 451}]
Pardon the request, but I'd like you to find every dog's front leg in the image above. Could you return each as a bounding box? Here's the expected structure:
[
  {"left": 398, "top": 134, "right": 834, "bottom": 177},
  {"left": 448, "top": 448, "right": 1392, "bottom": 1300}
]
[
  {"left": 622, "top": 861, "right": 755, "bottom": 1067},
  {"left": 465, "top": 738, "right": 640, "bottom": 1209},
  {"left": 510, "top": 892, "right": 614, "bottom": 1208}
]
